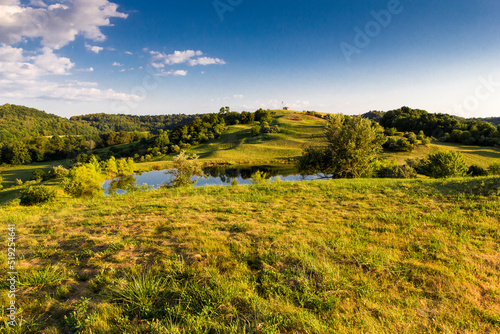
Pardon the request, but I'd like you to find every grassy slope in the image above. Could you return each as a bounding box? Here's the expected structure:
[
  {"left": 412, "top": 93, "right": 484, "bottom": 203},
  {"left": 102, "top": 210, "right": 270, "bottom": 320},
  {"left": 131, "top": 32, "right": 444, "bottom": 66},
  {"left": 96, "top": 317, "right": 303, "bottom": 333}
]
[
  {"left": 1, "top": 177, "right": 499, "bottom": 333},
  {"left": 187, "top": 111, "right": 327, "bottom": 163}
]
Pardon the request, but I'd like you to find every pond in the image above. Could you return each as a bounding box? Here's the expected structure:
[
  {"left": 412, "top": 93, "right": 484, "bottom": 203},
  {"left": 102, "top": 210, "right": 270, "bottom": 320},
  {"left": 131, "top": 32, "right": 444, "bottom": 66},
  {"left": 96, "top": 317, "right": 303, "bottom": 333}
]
[{"left": 103, "top": 165, "right": 320, "bottom": 195}]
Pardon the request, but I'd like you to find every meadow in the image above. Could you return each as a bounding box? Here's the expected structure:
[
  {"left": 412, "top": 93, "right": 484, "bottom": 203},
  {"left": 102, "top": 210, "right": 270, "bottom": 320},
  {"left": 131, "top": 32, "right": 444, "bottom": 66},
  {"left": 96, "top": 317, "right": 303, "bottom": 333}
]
[{"left": 1, "top": 177, "right": 499, "bottom": 333}]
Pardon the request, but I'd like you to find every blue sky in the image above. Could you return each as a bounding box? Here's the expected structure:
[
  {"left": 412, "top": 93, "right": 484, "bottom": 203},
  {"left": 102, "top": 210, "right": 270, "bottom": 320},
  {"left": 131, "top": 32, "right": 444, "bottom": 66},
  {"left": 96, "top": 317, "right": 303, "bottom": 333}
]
[{"left": 0, "top": 0, "right": 499, "bottom": 118}]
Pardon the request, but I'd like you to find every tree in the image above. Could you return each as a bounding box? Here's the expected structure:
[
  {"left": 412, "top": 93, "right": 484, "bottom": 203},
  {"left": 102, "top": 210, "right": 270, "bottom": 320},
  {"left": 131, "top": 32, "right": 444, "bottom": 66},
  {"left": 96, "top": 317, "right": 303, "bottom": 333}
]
[
  {"left": 155, "top": 132, "right": 170, "bottom": 148},
  {"left": 166, "top": 151, "right": 204, "bottom": 188},
  {"left": 298, "top": 114, "right": 385, "bottom": 178},
  {"left": 10, "top": 141, "right": 32, "bottom": 165}
]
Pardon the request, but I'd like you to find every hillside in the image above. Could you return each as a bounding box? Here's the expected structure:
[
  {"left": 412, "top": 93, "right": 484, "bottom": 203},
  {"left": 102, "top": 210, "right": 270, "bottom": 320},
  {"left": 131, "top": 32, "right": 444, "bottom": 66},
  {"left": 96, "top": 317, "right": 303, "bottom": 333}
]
[
  {"left": 188, "top": 111, "right": 327, "bottom": 163},
  {"left": 70, "top": 113, "right": 200, "bottom": 133},
  {"left": 470, "top": 117, "right": 500, "bottom": 127},
  {"left": 1, "top": 177, "right": 499, "bottom": 332},
  {"left": 0, "top": 104, "right": 99, "bottom": 142}
]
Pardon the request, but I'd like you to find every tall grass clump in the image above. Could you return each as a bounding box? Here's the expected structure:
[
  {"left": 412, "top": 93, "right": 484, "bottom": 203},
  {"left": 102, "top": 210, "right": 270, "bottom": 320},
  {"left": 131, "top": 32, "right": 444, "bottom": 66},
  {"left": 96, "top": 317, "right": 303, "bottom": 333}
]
[
  {"left": 110, "top": 272, "right": 169, "bottom": 318},
  {"left": 19, "top": 265, "right": 68, "bottom": 288}
]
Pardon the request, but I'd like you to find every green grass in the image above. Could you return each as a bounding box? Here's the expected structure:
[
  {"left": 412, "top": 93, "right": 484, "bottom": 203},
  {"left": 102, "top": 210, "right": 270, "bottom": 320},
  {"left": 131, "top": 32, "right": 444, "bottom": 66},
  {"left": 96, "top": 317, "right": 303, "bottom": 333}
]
[
  {"left": 385, "top": 141, "right": 500, "bottom": 168},
  {"left": 1, "top": 177, "right": 499, "bottom": 333},
  {"left": 0, "top": 159, "right": 70, "bottom": 187},
  {"left": 0, "top": 159, "right": 70, "bottom": 205}
]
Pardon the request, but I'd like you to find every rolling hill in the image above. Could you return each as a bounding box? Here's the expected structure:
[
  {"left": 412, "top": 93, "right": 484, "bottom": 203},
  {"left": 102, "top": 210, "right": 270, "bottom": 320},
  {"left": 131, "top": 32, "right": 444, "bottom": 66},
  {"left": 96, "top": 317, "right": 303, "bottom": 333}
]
[{"left": 0, "top": 104, "right": 99, "bottom": 142}]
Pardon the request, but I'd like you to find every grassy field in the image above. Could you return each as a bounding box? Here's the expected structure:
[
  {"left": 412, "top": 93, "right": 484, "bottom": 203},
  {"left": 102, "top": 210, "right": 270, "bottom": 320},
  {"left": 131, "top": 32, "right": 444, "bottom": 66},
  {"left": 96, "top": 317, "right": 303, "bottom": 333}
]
[
  {"left": 0, "top": 160, "right": 71, "bottom": 205},
  {"left": 386, "top": 141, "right": 500, "bottom": 168},
  {"left": 1, "top": 177, "right": 499, "bottom": 333}
]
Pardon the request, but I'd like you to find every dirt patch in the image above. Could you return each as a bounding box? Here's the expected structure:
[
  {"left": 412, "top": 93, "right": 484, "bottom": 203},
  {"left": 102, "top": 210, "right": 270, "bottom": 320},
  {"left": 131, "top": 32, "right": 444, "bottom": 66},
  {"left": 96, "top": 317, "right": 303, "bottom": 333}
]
[{"left": 286, "top": 114, "right": 303, "bottom": 121}]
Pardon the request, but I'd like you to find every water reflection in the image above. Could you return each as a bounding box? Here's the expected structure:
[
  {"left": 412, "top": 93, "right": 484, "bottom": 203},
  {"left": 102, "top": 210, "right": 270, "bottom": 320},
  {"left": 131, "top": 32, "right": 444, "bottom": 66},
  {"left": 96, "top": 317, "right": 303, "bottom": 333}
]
[
  {"left": 107, "top": 175, "right": 137, "bottom": 195},
  {"left": 103, "top": 165, "right": 319, "bottom": 195}
]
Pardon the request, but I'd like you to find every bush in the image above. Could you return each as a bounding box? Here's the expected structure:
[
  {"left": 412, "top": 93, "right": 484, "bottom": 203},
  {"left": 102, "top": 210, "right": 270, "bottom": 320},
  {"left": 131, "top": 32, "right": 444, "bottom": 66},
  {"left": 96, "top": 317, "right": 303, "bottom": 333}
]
[
  {"left": 251, "top": 124, "right": 261, "bottom": 136},
  {"left": 488, "top": 162, "right": 500, "bottom": 175},
  {"left": 0, "top": 175, "right": 3, "bottom": 191},
  {"left": 19, "top": 186, "right": 56, "bottom": 206},
  {"left": 377, "top": 165, "right": 417, "bottom": 179},
  {"left": 419, "top": 151, "right": 468, "bottom": 178},
  {"left": 31, "top": 169, "right": 46, "bottom": 181},
  {"left": 383, "top": 132, "right": 418, "bottom": 152},
  {"left": 48, "top": 165, "right": 69, "bottom": 179},
  {"left": 62, "top": 160, "right": 105, "bottom": 197},
  {"left": 15, "top": 178, "right": 23, "bottom": 186},
  {"left": 468, "top": 165, "right": 488, "bottom": 177}
]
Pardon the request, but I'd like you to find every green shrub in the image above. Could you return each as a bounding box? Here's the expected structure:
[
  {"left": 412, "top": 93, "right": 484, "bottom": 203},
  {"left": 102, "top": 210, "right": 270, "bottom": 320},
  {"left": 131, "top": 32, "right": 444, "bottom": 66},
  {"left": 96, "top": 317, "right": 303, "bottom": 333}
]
[
  {"left": 31, "top": 169, "right": 46, "bottom": 181},
  {"left": 488, "top": 162, "right": 500, "bottom": 175},
  {"left": 468, "top": 165, "right": 488, "bottom": 177},
  {"left": 15, "top": 178, "right": 23, "bottom": 186},
  {"left": 48, "top": 165, "right": 69, "bottom": 179},
  {"left": 0, "top": 175, "right": 3, "bottom": 191},
  {"left": 251, "top": 124, "right": 261, "bottom": 136},
  {"left": 62, "top": 160, "right": 105, "bottom": 197},
  {"left": 419, "top": 151, "right": 468, "bottom": 178},
  {"left": 377, "top": 165, "right": 417, "bottom": 179},
  {"left": 19, "top": 186, "right": 56, "bottom": 206}
]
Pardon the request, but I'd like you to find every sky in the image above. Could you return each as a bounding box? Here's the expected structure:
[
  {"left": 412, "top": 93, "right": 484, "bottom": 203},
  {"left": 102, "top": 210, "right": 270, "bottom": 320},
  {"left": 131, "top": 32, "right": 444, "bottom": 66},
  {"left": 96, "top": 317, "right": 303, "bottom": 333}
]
[{"left": 0, "top": 0, "right": 499, "bottom": 118}]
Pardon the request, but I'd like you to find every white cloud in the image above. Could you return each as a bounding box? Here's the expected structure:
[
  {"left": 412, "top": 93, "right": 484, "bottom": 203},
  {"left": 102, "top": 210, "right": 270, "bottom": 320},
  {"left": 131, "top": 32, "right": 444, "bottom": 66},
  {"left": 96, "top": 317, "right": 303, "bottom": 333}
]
[
  {"left": 0, "top": 44, "right": 136, "bottom": 103},
  {"left": 125, "top": 51, "right": 132, "bottom": 55},
  {"left": 85, "top": 43, "right": 103, "bottom": 54},
  {"left": 150, "top": 49, "right": 226, "bottom": 67},
  {"left": 188, "top": 56, "right": 226, "bottom": 66},
  {"left": 29, "top": 0, "right": 47, "bottom": 7},
  {"left": 0, "top": 44, "right": 73, "bottom": 79},
  {"left": 0, "top": 43, "right": 23, "bottom": 62},
  {"left": 0, "top": 2, "right": 137, "bottom": 106},
  {"left": 0, "top": 0, "right": 127, "bottom": 49},
  {"left": 0, "top": 78, "right": 138, "bottom": 102},
  {"left": 156, "top": 69, "right": 188, "bottom": 77},
  {"left": 33, "top": 47, "right": 74, "bottom": 75},
  {"left": 76, "top": 67, "right": 94, "bottom": 72},
  {"left": 112, "top": 61, "right": 122, "bottom": 66}
]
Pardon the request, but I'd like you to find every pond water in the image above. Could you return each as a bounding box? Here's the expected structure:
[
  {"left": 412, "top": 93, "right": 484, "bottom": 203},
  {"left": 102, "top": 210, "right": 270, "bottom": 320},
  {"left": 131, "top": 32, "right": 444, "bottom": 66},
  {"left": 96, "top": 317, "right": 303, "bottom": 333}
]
[{"left": 103, "top": 165, "right": 320, "bottom": 195}]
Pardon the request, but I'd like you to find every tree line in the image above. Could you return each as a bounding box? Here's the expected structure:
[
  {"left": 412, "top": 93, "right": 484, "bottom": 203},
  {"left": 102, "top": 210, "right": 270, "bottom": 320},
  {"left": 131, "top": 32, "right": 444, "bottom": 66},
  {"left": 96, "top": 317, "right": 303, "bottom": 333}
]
[{"left": 375, "top": 107, "right": 500, "bottom": 146}]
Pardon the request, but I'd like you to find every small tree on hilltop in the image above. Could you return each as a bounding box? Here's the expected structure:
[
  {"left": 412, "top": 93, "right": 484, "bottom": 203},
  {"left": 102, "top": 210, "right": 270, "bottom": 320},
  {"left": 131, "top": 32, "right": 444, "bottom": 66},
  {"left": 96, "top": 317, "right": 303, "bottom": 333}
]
[
  {"left": 299, "top": 114, "right": 385, "bottom": 178},
  {"left": 166, "top": 151, "right": 204, "bottom": 188}
]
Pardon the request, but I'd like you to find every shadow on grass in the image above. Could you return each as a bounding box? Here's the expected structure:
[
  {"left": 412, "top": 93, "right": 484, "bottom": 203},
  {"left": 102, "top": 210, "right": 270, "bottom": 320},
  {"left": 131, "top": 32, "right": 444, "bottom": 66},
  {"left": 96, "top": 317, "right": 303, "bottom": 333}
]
[
  {"left": 434, "top": 142, "right": 500, "bottom": 159},
  {"left": 0, "top": 187, "right": 22, "bottom": 205},
  {"left": 424, "top": 177, "right": 500, "bottom": 197}
]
